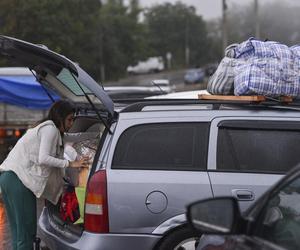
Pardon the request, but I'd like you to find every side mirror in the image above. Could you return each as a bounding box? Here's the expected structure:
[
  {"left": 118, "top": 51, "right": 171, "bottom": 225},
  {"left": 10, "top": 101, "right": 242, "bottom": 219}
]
[{"left": 187, "top": 197, "right": 241, "bottom": 234}]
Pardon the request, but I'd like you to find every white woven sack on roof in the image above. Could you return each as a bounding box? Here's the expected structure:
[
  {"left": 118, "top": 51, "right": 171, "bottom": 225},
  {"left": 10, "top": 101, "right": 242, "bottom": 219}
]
[{"left": 207, "top": 57, "right": 246, "bottom": 95}]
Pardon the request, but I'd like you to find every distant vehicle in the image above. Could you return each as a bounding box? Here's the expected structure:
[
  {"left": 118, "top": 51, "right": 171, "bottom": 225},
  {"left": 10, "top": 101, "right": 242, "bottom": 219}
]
[
  {"left": 188, "top": 164, "right": 300, "bottom": 250},
  {"left": 151, "top": 79, "right": 170, "bottom": 87},
  {"left": 204, "top": 63, "right": 218, "bottom": 77},
  {"left": 104, "top": 80, "right": 173, "bottom": 100},
  {"left": 151, "top": 79, "right": 174, "bottom": 93},
  {"left": 184, "top": 68, "right": 205, "bottom": 84},
  {"left": 0, "top": 67, "right": 58, "bottom": 163},
  {"left": 0, "top": 67, "right": 32, "bottom": 76},
  {"left": 127, "top": 57, "right": 164, "bottom": 74},
  {"left": 104, "top": 85, "right": 166, "bottom": 100},
  {"left": 147, "top": 89, "right": 209, "bottom": 99}
]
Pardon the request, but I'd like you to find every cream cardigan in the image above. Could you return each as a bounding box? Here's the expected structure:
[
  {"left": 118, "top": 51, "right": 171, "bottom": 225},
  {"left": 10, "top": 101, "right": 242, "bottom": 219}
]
[{"left": 0, "top": 120, "right": 69, "bottom": 204}]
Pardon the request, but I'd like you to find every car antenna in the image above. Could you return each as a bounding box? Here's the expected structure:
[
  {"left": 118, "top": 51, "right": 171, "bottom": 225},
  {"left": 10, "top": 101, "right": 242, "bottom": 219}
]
[
  {"left": 70, "top": 73, "right": 113, "bottom": 134},
  {"left": 29, "top": 68, "right": 56, "bottom": 103},
  {"left": 151, "top": 80, "right": 165, "bottom": 94}
]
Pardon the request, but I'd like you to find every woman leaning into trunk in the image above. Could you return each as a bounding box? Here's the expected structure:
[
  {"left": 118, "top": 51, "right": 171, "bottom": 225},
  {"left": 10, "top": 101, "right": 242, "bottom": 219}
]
[{"left": 0, "top": 100, "right": 89, "bottom": 250}]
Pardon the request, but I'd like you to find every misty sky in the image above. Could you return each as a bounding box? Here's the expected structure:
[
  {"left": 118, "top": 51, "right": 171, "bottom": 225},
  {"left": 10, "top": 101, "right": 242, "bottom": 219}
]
[{"left": 138, "top": 0, "right": 300, "bottom": 20}]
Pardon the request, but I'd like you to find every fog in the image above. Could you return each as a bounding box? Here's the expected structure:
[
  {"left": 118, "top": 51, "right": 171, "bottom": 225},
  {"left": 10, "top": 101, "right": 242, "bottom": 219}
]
[{"left": 139, "top": 0, "right": 300, "bottom": 20}]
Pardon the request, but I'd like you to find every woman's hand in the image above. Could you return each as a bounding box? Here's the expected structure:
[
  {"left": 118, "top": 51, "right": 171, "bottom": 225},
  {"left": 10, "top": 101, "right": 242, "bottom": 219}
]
[{"left": 69, "top": 156, "right": 90, "bottom": 168}]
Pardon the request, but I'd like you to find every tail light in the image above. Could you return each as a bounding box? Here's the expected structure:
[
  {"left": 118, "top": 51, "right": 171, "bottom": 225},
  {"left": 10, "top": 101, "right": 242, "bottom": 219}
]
[
  {"left": 14, "top": 129, "right": 21, "bottom": 137},
  {"left": 0, "top": 128, "right": 6, "bottom": 138},
  {"left": 84, "top": 169, "right": 109, "bottom": 233}
]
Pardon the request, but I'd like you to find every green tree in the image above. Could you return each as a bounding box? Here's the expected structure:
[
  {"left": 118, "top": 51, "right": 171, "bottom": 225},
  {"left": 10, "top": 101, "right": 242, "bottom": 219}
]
[
  {"left": 144, "top": 2, "right": 209, "bottom": 68},
  {"left": 204, "top": 20, "right": 223, "bottom": 62},
  {"left": 0, "top": 0, "right": 103, "bottom": 78},
  {"left": 0, "top": 0, "right": 147, "bottom": 81},
  {"left": 99, "top": 0, "right": 147, "bottom": 80}
]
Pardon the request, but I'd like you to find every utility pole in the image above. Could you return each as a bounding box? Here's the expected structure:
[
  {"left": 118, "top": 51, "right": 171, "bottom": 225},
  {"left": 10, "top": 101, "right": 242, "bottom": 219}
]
[
  {"left": 99, "top": 30, "right": 105, "bottom": 83},
  {"left": 99, "top": 0, "right": 106, "bottom": 83},
  {"left": 185, "top": 14, "right": 190, "bottom": 68},
  {"left": 254, "top": 0, "right": 260, "bottom": 39},
  {"left": 222, "top": 0, "right": 228, "bottom": 53}
]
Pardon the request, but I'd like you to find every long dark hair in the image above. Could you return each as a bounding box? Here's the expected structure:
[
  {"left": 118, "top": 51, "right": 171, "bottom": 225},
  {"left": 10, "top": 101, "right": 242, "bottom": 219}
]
[
  {"left": 33, "top": 100, "right": 75, "bottom": 130},
  {"left": 47, "top": 100, "right": 75, "bottom": 129}
]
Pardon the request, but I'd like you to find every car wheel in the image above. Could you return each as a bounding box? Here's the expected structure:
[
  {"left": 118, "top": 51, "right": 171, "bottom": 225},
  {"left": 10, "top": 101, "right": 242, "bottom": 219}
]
[{"left": 155, "top": 225, "right": 200, "bottom": 250}]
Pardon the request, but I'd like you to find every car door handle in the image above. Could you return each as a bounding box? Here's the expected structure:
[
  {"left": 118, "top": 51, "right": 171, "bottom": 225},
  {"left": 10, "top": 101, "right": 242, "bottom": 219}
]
[{"left": 231, "top": 189, "right": 255, "bottom": 201}]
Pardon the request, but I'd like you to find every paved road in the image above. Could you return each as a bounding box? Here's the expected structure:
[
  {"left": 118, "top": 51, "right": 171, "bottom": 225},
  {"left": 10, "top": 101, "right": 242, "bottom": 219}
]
[
  {"left": 105, "top": 69, "right": 186, "bottom": 86},
  {"left": 105, "top": 69, "right": 208, "bottom": 92}
]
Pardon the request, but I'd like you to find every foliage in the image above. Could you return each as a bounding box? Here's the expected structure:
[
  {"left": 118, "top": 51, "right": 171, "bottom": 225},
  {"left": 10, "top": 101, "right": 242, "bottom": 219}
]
[
  {"left": 144, "top": 2, "right": 209, "bottom": 68},
  {"left": 225, "top": 1, "right": 300, "bottom": 45},
  {"left": 2, "top": 0, "right": 298, "bottom": 81},
  {"left": 99, "top": 0, "right": 147, "bottom": 80},
  {"left": 0, "top": 0, "right": 146, "bottom": 81},
  {"left": 0, "top": 0, "right": 102, "bottom": 78}
]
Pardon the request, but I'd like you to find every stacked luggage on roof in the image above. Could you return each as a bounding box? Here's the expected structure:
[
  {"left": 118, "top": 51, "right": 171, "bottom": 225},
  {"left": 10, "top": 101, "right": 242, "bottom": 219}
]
[{"left": 207, "top": 37, "right": 300, "bottom": 97}]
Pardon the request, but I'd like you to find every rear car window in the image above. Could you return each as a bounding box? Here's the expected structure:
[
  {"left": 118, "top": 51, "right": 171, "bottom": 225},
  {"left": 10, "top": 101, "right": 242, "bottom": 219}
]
[
  {"left": 57, "top": 68, "right": 91, "bottom": 95},
  {"left": 112, "top": 122, "right": 209, "bottom": 170},
  {"left": 217, "top": 120, "right": 300, "bottom": 173}
]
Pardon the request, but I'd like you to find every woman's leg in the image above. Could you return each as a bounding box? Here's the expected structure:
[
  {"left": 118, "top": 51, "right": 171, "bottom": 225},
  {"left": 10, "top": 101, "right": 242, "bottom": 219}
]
[
  {"left": 0, "top": 171, "right": 18, "bottom": 249},
  {"left": 0, "top": 171, "right": 36, "bottom": 250}
]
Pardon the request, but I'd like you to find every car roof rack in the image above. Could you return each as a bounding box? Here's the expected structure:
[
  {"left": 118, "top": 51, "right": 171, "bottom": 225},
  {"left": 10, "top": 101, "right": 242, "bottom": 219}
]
[
  {"left": 120, "top": 95, "right": 300, "bottom": 113},
  {"left": 198, "top": 94, "right": 293, "bottom": 103}
]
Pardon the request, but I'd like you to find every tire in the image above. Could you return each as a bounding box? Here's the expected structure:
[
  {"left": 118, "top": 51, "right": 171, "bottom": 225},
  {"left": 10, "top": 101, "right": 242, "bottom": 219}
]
[{"left": 155, "top": 225, "right": 200, "bottom": 250}]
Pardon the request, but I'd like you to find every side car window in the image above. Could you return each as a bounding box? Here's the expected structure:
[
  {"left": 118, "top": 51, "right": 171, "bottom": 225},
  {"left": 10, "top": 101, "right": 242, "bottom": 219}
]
[
  {"left": 217, "top": 121, "right": 300, "bottom": 173},
  {"left": 112, "top": 123, "right": 209, "bottom": 170}
]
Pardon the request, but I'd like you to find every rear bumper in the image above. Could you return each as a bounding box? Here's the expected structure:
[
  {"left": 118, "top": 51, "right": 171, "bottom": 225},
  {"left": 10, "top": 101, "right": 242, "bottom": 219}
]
[{"left": 38, "top": 208, "right": 161, "bottom": 250}]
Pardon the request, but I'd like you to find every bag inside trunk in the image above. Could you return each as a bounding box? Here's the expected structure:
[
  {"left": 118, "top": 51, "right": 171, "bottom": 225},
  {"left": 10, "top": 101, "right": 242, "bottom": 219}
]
[{"left": 46, "top": 115, "right": 105, "bottom": 229}]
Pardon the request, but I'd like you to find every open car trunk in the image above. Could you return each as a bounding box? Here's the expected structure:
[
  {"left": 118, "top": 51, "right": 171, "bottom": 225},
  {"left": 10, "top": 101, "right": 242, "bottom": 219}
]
[
  {"left": 45, "top": 114, "right": 106, "bottom": 235},
  {"left": 0, "top": 35, "right": 115, "bottom": 238}
]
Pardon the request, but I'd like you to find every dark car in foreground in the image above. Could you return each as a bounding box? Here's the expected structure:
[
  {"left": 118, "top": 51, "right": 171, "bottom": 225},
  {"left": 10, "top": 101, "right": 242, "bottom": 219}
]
[{"left": 187, "top": 164, "right": 300, "bottom": 250}]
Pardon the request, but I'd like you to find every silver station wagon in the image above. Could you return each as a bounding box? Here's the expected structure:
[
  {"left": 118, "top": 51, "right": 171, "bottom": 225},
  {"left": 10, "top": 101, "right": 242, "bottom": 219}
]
[{"left": 1, "top": 36, "right": 300, "bottom": 250}]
